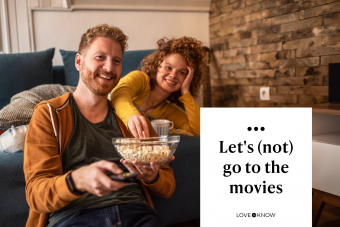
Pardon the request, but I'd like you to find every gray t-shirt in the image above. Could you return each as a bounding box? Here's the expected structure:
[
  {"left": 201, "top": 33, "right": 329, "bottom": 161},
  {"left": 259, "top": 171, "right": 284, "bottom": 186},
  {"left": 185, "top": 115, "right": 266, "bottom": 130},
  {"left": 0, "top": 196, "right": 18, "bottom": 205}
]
[{"left": 48, "top": 94, "right": 146, "bottom": 226}]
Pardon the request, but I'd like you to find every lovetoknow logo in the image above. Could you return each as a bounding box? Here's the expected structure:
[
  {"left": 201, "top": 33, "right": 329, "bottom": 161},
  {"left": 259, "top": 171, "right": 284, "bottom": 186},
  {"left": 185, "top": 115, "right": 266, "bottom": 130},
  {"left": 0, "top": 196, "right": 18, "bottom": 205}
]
[{"left": 236, "top": 213, "right": 276, "bottom": 218}]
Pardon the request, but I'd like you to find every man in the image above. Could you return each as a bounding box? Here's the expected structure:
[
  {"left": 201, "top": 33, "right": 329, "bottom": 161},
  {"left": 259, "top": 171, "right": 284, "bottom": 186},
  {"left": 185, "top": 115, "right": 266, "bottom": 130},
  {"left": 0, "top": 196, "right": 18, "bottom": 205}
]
[{"left": 24, "top": 24, "right": 175, "bottom": 227}]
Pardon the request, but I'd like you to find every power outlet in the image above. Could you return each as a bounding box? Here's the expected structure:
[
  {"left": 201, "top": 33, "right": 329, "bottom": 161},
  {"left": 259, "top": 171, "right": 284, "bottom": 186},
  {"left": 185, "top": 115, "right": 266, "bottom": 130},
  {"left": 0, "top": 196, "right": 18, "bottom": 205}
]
[{"left": 260, "top": 87, "right": 270, "bottom": 101}]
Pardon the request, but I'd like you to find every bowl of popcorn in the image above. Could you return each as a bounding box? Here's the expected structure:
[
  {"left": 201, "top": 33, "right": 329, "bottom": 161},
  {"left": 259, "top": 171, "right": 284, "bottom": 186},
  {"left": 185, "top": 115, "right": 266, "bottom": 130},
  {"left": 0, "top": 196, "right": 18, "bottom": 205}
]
[{"left": 112, "top": 136, "right": 180, "bottom": 166}]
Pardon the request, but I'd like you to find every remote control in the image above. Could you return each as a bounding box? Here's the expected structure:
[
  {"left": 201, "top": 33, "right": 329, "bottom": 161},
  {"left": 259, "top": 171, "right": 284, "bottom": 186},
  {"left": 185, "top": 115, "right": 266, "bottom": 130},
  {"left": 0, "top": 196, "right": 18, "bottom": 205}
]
[{"left": 107, "top": 172, "right": 138, "bottom": 183}]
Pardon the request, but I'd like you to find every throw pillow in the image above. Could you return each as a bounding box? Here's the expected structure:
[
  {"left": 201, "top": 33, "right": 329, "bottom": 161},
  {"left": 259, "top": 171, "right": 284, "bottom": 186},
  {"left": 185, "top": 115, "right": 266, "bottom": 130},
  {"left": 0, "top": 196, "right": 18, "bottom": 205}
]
[
  {"left": 0, "top": 48, "right": 55, "bottom": 109},
  {"left": 0, "top": 84, "right": 76, "bottom": 130},
  {"left": 59, "top": 50, "right": 78, "bottom": 86},
  {"left": 121, "top": 49, "right": 155, "bottom": 77},
  {"left": 59, "top": 49, "right": 155, "bottom": 86}
]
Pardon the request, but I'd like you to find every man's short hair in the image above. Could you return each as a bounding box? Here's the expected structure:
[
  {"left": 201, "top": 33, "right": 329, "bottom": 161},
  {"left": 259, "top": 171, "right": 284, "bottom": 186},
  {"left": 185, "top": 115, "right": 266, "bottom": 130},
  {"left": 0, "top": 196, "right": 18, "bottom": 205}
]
[{"left": 78, "top": 24, "right": 128, "bottom": 55}]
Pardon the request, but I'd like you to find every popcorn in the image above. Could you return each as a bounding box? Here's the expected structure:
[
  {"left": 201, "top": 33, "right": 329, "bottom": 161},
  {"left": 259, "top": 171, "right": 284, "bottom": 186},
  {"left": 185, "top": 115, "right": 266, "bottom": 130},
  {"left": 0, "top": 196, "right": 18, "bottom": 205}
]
[{"left": 115, "top": 139, "right": 172, "bottom": 165}]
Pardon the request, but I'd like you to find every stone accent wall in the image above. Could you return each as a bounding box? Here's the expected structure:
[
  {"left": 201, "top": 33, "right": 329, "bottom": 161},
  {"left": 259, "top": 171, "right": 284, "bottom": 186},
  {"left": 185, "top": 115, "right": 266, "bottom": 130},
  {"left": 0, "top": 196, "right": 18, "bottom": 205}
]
[{"left": 210, "top": 0, "right": 340, "bottom": 107}]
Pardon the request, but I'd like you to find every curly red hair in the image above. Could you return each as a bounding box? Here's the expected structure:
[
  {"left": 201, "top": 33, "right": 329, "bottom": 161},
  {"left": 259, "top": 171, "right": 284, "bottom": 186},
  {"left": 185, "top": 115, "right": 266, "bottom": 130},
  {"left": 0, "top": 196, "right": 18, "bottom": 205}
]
[{"left": 140, "top": 36, "right": 208, "bottom": 106}]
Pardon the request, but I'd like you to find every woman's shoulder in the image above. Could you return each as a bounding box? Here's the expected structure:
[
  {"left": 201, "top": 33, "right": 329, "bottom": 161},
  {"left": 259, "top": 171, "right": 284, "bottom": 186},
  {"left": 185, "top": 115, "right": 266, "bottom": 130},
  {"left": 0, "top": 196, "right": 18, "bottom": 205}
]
[
  {"left": 117, "top": 70, "right": 151, "bottom": 95},
  {"left": 125, "top": 70, "right": 150, "bottom": 82}
]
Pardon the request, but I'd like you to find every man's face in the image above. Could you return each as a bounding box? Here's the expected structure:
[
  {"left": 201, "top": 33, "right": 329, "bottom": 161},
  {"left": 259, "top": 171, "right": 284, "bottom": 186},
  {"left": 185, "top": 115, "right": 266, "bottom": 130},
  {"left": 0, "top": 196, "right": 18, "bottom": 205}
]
[{"left": 76, "top": 37, "right": 123, "bottom": 96}]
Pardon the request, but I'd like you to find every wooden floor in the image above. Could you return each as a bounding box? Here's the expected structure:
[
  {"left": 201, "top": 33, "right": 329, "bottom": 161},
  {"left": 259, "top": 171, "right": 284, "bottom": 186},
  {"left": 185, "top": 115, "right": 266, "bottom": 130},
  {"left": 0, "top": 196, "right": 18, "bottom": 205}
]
[{"left": 317, "top": 203, "right": 340, "bottom": 227}]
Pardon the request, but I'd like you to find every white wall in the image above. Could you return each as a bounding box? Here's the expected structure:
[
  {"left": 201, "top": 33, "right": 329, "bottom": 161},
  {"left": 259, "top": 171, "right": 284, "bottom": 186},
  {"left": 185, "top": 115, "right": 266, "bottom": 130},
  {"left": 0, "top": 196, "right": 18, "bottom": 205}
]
[
  {"left": 1, "top": 1, "right": 210, "bottom": 105},
  {"left": 32, "top": 10, "right": 209, "bottom": 66}
]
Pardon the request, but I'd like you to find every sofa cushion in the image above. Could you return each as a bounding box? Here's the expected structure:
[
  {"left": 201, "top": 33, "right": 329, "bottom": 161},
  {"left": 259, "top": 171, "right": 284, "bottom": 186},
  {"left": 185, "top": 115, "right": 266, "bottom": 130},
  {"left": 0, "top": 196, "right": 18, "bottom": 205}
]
[
  {"left": 0, "top": 48, "right": 55, "bottom": 110},
  {"left": 0, "top": 152, "right": 29, "bottom": 226},
  {"left": 151, "top": 135, "right": 200, "bottom": 225},
  {"left": 121, "top": 49, "right": 155, "bottom": 77},
  {"left": 59, "top": 50, "right": 79, "bottom": 86},
  {"left": 53, "top": 66, "right": 66, "bottom": 85},
  {"left": 59, "top": 49, "right": 155, "bottom": 86}
]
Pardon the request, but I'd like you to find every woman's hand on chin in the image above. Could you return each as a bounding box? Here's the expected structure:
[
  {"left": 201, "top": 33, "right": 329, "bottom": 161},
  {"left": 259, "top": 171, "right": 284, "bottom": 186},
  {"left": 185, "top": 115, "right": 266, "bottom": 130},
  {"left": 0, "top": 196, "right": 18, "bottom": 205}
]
[
  {"left": 128, "top": 114, "right": 150, "bottom": 138},
  {"left": 180, "top": 66, "right": 194, "bottom": 95}
]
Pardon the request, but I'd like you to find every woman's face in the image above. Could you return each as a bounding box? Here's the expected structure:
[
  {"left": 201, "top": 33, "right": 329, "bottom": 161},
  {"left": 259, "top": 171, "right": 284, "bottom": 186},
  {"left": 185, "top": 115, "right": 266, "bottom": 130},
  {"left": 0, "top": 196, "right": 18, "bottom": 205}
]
[{"left": 155, "top": 53, "right": 188, "bottom": 94}]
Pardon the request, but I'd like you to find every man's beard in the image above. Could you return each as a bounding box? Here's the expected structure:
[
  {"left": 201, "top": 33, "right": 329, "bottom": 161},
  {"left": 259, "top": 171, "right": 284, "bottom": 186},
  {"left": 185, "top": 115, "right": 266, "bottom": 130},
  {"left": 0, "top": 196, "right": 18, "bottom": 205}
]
[{"left": 80, "top": 62, "right": 119, "bottom": 96}]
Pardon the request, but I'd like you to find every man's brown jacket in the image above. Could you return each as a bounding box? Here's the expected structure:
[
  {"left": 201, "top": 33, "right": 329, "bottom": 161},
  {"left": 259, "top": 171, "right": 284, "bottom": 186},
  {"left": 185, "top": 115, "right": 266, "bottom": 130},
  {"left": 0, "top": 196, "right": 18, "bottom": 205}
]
[{"left": 23, "top": 92, "right": 176, "bottom": 227}]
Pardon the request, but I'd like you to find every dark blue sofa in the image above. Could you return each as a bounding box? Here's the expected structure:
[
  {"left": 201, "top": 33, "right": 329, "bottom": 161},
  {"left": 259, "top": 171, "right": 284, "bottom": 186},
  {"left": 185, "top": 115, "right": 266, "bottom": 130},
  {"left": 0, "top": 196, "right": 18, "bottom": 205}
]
[{"left": 0, "top": 49, "right": 200, "bottom": 226}]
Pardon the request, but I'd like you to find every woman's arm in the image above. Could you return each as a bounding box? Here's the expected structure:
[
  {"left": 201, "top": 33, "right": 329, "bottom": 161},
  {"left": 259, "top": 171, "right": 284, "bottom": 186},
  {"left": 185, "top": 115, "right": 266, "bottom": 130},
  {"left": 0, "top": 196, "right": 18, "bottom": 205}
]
[
  {"left": 159, "top": 92, "right": 200, "bottom": 137},
  {"left": 169, "top": 65, "right": 200, "bottom": 136},
  {"left": 179, "top": 92, "right": 200, "bottom": 136},
  {"left": 110, "top": 71, "right": 150, "bottom": 130}
]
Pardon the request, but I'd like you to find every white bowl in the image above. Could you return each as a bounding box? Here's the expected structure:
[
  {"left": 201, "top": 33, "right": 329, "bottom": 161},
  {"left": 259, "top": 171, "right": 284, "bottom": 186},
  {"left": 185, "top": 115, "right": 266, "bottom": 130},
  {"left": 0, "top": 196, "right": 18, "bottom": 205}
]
[{"left": 112, "top": 136, "right": 180, "bottom": 166}]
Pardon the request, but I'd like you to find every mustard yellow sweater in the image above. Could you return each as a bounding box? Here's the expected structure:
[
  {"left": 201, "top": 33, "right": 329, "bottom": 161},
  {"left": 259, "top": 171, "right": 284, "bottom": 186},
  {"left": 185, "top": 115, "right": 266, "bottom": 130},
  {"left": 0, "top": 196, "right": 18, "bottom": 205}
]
[{"left": 110, "top": 71, "right": 200, "bottom": 136}]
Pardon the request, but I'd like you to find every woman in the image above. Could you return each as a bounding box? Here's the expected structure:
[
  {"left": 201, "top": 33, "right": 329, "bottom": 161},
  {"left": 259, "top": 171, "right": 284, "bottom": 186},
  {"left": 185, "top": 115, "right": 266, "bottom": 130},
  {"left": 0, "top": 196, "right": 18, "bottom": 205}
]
[{"left": 110, "top": 36, "right": 207, "bottom": 138}]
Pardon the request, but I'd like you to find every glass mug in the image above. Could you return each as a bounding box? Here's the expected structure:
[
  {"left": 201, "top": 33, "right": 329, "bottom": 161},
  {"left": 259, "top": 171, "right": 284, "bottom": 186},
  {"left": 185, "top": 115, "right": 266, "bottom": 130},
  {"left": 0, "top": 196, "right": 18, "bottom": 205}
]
[{"left": 151, "top": 119, "right": 174, "bottom": 136}]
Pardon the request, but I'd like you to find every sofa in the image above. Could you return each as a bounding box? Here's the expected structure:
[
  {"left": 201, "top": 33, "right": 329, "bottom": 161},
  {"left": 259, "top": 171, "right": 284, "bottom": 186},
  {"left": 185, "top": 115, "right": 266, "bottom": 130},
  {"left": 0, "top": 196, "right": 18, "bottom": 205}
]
[{"left": 0, "top": 48, "right": 200, "bottom": 226}]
